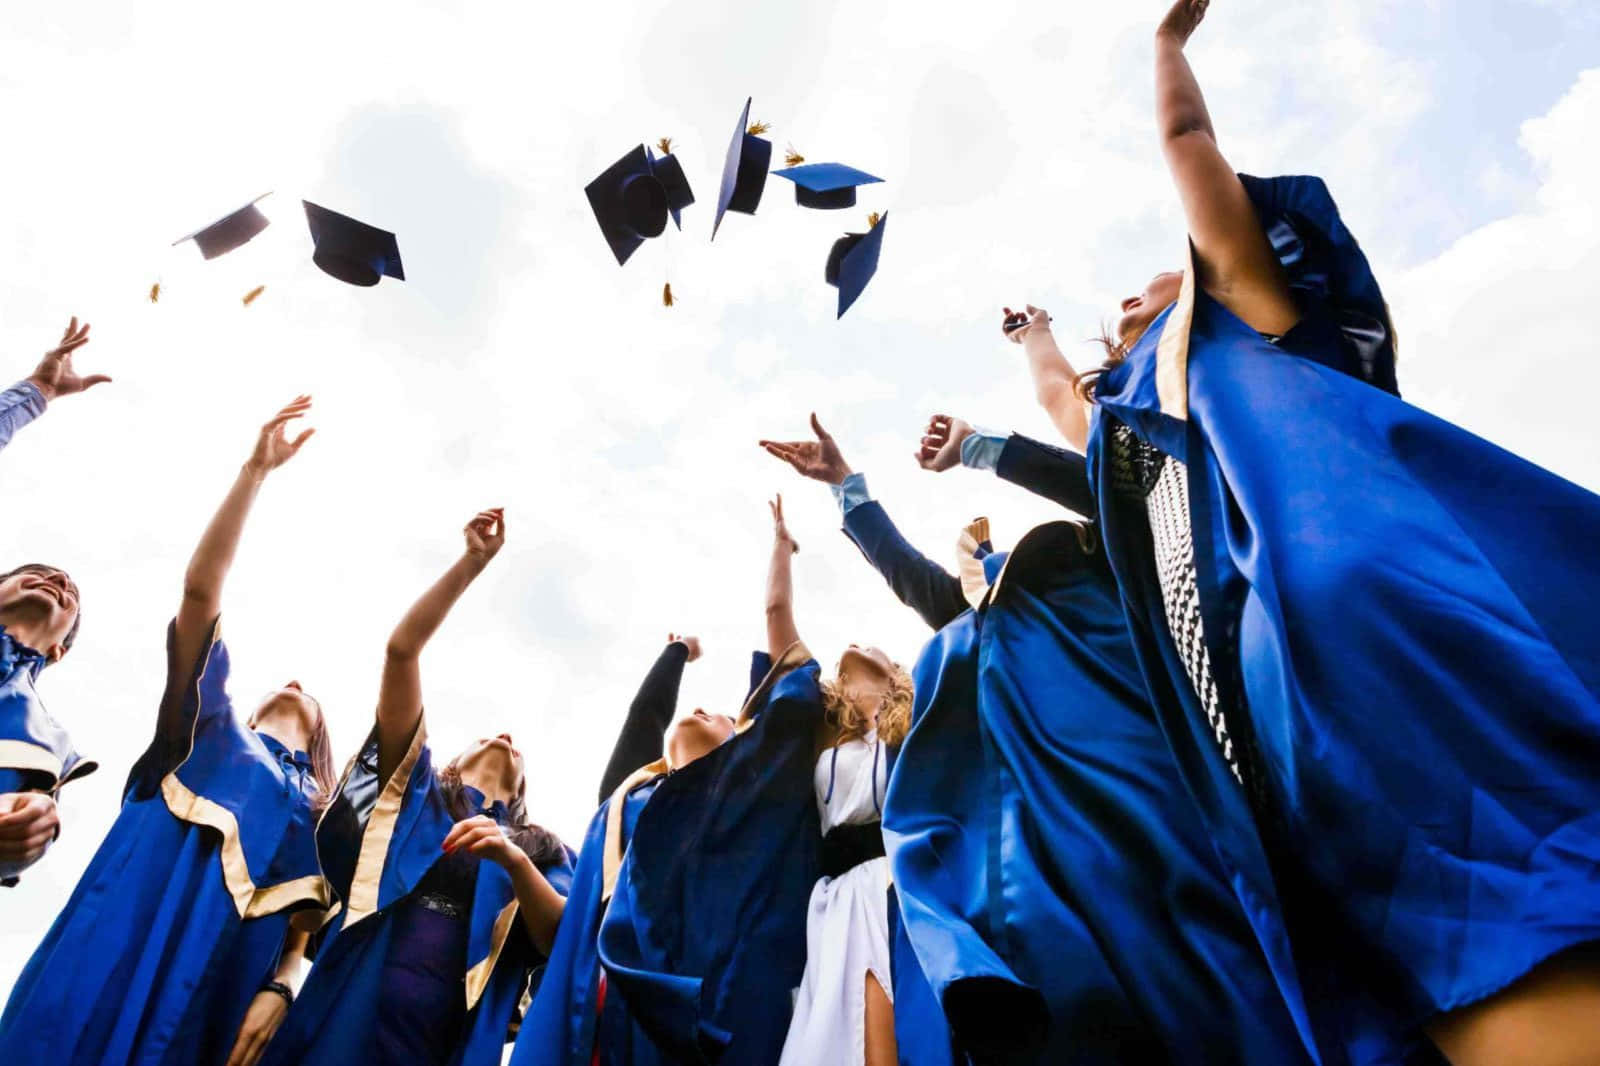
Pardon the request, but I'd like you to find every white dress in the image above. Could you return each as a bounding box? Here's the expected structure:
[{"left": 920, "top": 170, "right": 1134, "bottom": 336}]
[{"left": 778, "top": 733, "right": 892, "bottom": 1066}]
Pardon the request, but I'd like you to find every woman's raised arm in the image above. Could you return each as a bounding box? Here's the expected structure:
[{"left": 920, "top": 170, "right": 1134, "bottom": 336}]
[
  {"left": 765, "top": 495, "right": 802, "bottom": 660},
  {"left": 1154, "top": 0, "right": 1298, "bottom": 336},
  {"left": 375, "top": 508, "right": 504, "bottom": 783}
]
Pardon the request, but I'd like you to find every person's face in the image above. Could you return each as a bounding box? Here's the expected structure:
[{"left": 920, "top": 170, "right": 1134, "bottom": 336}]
[
  {"left": 454, "top": 733, "right": 525, "bottom": 797},
  {"left": 249, "top": 680, "right": 324, "bottom": 740},
  {"left": 1114, "top": 271, "right": 1184, "bottom": 351},
  {"left": 665, "top": 709, "right": 736, "bottom": 769},
  {"left": 0, "top": 566, "right": 80, "bottom": 661}
]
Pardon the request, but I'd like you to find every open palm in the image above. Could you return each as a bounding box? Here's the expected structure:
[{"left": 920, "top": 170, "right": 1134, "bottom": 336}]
[
  {"left": 28, "top": 317, "right": 110, "bottom": 401},
  {"left": 759, "top": 413, "right": 852, "bottom": 485},
  {"left": 247, "top": 396, "right": 316, "bottom": 476}
]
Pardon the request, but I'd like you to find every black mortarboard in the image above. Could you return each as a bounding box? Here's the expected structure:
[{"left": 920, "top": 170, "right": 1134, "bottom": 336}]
[
  {"left": 586, "top": 145, "right": 671, "bottom": 266},
  {"left": 712, "top": 98, "right": 772, "bottom": 240},
  {"left": 826, "top": 212, "right": 888, "bottom": 318},
  {"left": 302, "top": 201, "right": 405, "bottom": 286},
  {"left": 771, "top": 163, "right": 883, "bottom": 210},
  {"left": 172, "top": 193, "right": 272, "bottom": 260},
  {"left": 647, "top": 143, "right": 695, "bottom": 230}
]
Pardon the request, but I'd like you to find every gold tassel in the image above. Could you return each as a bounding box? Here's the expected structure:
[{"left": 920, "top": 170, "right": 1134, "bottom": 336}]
[
  {"left": 148, "top": 282, "right": 161, "bottom": 303},
  {"left": 657, "top": 137, "right": 674, "bottom": 155},
  {"left": 747, "top": 120, "right": 771, "bottom": 136},
  {"left": 868, "top": 212, "right": 882, "bottom": 228},
  {"left": 662, "top": 282, "right": 674, "bottom": 307},
  {"left": 242, "top": 285, "right": 266, "bottom": 306},
  {"left": 784, "top": 145, "right": 805, "bottom": 166}
]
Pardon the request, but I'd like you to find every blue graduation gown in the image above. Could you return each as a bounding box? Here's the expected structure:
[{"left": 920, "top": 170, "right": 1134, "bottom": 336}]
[
  {"left": 0, "top": 616, "right": 326, "bottom": 1065},
  {"left": 591, "top": 644, "right": 824, "bottom": 1065},
  {"left": 0, "top": 624, "right": 96, "bottom": 884},
  {"left": 856, "top": 501, "right": 1311, "bottom": 1064},
  {"left": 1088, "top": 173, "right": 1600, "bottom": 1058},
  {"left": 261, "top": 717, "right": 576, "bottom": 1066}
]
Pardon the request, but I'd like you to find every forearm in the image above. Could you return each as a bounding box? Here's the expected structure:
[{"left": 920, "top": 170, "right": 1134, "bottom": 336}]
[
  {"left": 1022, "top": 330, "right": 1088, "bottom": 451},
  {"left": 0, "top": 381, "right": 47, "bottom": 456},
  {"left": 765, "top": 539, "right": 800, "bottom": 658},
  {"left": 508, "top": 852, "right": 566, "bottom": 956},
  {"left": 273, "top": 928, "right": 310, "bottom": 991},
  {"left": 1156, "top": 34, "right": 1214, "bottom": 144},
  {"left": 387, "top": 554, "right": 487, "bottom": 659},
  {"left": 182, "top": 465, "right": 266, "bottom": 615},
  {"left": 599, "top": 642, "right": 689, "bottom": 801}
]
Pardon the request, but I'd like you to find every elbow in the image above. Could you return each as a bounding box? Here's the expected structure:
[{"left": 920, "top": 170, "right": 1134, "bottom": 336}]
[
  {"left": 384, "top": 638, "right": 420, "bottom": 663},
  {"left": 764, "top": 599, "right": 792, "bottom": 619},
  {"left": 1161, "top": 123, "right": 1214, "bottom": 152},
  {"left": 1034, "top": 376, "right": 1076, "bottom": 414}
]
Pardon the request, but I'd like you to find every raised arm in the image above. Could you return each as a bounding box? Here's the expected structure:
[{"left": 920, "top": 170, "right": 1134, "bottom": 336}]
[
  {"left": 1002, "top": 305, "right": 1088, "bottom": 451},
  {"left": 376, "top": 509, "right": 504, "bottom": 783},
  {"left": 765, "top": 495, "right": 802, "bottom": 659},
  {"left": 598, "top": 635, "right": 697, "bottom": 802},
  {"left": 2, "top": 318, "right": 109, "bottom": 457},
  {"left": 1154, "top": 0, "right": 1297, "bottom": 335},
  {"left": 172, "top": 397, "right": 315, "bottom": 678},
  {"left": 918, "top": 413, "right": 1095, "bottom": 518}
]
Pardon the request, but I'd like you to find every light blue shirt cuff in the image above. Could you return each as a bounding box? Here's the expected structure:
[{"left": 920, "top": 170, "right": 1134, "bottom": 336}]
[
  {"left": 959, "top": 425, "right": 1009, "bottom": 472},
  {"left": 829, "top": 471, "right": 872, "bottom": 516}
]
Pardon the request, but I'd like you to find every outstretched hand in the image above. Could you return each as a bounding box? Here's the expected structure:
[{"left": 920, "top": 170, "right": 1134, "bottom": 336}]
[
  {"left": 245, "top": 396, "right": 315, "bottom": 478},
  {"left": 1001, "top": 304, "right": 1051, "bottom": 345},
  {"left": 1157, "top": 0, "right": 1209, "bottom": 46},
  {"left": 769, "top": 494, "right": 799, "bottom": 554},
  {"left": 28, "top": 317, "right": 110, "bottom": 401},
  {"left": 916, "top": 414, "right": 974, "bottom": 473},
  {"left": 668, "top": 632, "right": 703, "bottom": 662},
  {"left": 759, "top": 413, "right": 852, "bottom": 485},
  {"left": 463, "top": 508, "right": 506, "bottom": 564}
]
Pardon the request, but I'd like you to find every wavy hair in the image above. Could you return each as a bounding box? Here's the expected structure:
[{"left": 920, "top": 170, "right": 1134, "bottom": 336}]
[
  {"left": 822, "top": 661, "right": 914, "bottom": 749},
  {"left": 1073, "top": 326, "right": 1126, "bottom": 403},
  {"left": 437, "top": 756, "right": 566, "bottom": 868}
]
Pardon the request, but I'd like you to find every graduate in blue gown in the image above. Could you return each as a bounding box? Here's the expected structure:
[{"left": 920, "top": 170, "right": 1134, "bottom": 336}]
[
  {"left": 520, "top": 497, "right": 828, "bottom": 1065},
  {"left": 0, "top": 397, "right": 337, "bottom": 1066},
  {"left": 765, "top": 413, "right": 1312, "bottom": 1064},
  {"left": 1018, "top": 3, "right": 1600, "bottom": 1061},
  {"left": 1, "top": 317, "right": 111, "bottom": 882},
  {"left": 261, "top": 506, "right": 575, "bottom": 1066}
]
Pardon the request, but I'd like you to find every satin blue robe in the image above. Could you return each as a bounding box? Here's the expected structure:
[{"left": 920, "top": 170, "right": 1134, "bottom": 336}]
[
  {"left": 589, "top": 646, "right": 824, "bottom": 1065},
  {"left": 0, "top": 624, "right": 96, "bottom": 884},
  {"left": 864, "top": 504, "right": 1310, "bottom": 1064},
  {"left": 1088, "top": 173, "right": 1600, "bottom": 1059},
  {"left": 0, "top": 616, "right": 326, "bottom": 1065},
  {"left": 261, "top": 719, "right": 576, "bottom": 1066}
]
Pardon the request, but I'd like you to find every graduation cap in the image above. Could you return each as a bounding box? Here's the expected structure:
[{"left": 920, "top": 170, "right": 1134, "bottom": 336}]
[
  {"left": 302, "top": 201, "right": 405, "bottom": 286},
  {"left": 711, "top": 97, "right": 772, "bottom": 240},
  {"left": 586, "top": 145, "right": 672, "bottom": 267},
  {"left": 647, "top": 139, "right": 695, "bottom": 230},
  {"left": 826, "top": 211, "right": 887, "bottom": 318},
  {"left": 771, "top": 162, "right": 883, "bottom": 210},
  {"left": 172, "top": 193, "right": 272, "bottom": 260}
]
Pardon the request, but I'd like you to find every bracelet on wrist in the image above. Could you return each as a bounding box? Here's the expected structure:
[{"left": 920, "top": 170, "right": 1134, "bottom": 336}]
[{"left": 261, "top": 980, "right": 294, "bottom": 1006}]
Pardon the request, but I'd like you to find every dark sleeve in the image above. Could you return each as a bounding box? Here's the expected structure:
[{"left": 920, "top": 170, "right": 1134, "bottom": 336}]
[
  {"left": 841, "top": 501, "right": 967, "bottom": 631},
  {"left": 598, "top": 641, "right": 690, "bottom": 803},
  {"left": 994, "top": 434, "right": 1095, "bottom": 516},
  {"left": 124, "top": 617, "right": 221, "bottom": 799}
]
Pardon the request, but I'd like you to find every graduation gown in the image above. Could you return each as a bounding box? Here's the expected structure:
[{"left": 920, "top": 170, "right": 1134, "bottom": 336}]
[
  {"left": 850, "top": 495, "right": 1309, "bottom": 1064},
  {"left": 261, "top": 717, "right": 576, "bottom": 1066},
  {"left": 1087, "top": 173, "right": 1600, "bottom": 1058},
  {"left": 0, "top": 624, "right": 96, "bottom": 884},
  {"left": 591, "top": 644, "right": 824, "bottom": 1065},
  {"left": 0, "top": 616, "right": 326, "bottom": 1065}
]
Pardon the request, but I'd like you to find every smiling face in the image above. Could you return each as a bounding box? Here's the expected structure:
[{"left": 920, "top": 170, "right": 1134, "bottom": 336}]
[
  {"left": 453, "top": 733, "right": 526, "bottom": 801},
  {"left": 0, "top": 565, "right": 81, "bottom": 661},
  {"left": 665, "top": 708, "right": 736, "bottom": 769},
  {"left": 1114, "top": 271, "right": 1184, "bottom": 352}
]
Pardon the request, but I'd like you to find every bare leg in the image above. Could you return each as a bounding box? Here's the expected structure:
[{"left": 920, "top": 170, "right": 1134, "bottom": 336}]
[
  {"left": 865, "top": 971, "right": 897, "bottom": 1066},
  {"left": 1426, "top": 943, "right": 1600, "bottom": 1066}
]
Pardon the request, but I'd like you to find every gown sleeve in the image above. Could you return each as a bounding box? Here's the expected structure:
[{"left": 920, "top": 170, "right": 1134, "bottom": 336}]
[{"left": 597, "top": 641, "right": 690, "bottom": 803}]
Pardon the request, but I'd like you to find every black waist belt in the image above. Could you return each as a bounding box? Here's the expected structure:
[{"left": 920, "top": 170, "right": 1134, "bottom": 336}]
[{"left": 820, "top": 822, "right": 886, "bottom": 879}]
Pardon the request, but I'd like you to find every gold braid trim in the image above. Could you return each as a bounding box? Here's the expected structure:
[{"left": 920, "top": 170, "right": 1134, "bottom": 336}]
[
  {"left": 463, "top": 898, "right": 520, "bottom": 1009},
  {"left": 343, "top": 715, "right": 427, "bottom": 928},
  {"left": 1155, "top": 245, "right": 1197, "bottom": 420}
]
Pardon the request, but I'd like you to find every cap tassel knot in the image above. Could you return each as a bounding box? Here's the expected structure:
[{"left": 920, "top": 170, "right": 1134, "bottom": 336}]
[
  {"left": 242, "top": 285, "right": 266, "bottom": 307},
  {"left": 657, "top": 137, "right": 674, "bottom": 155},
  {"left": 868, "top": 212, "right": 882, "bottom": 228},
  {"left": 662, "top": 282, "right": 674, "bottom": 307},
  {"left": 747, "top": 119, "right": 771, "bottom": 136},
  {"left": 148, "top": 282, "right": 161, "bottom": 304},
  {"left": 784, "top": 145, "right": 805, "bottom": 166}
]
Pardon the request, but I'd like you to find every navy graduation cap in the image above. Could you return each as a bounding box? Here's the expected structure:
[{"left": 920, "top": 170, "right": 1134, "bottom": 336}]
[
  {"left": 586, "top": 143, "right": 695, "bottom": 266},
  {"left": 826, "top": 211, "right": 887, "bottom": 318},
  {"left": 711, "top": 97, "right": 772, "bottom": 240},
  {"left": 772, "top": 162, "right": 883, "bottom": 210},
  {"left": 172, "top": 193, "right": 272, "bottom": 260},
  {"left": 302, "top": 201, "right": 405, "bottom": 287}
]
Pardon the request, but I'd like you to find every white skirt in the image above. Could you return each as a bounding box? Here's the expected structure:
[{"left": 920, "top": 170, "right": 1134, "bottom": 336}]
[{"left": 777, "top": 856, "right": 893, "bottom": 1066}]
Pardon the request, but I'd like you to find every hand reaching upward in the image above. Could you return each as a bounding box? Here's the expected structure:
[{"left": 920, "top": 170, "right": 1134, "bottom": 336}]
[
  {"left": 244, "top": 397, "right": 316, "bottom": 478},
  {"left": 28, "top": 317, "right": 110, "bottom": 401},
  {"left": 464, "top": 509, "right": 506, "bottom": 564},
  {"left": 668, "top": 633, "right": 703, "bottom": 662},
  {"left": 759, "top": 413, "right": 853, "bottom": 485},
  {"left": 916, "top": 414, "right": 974, "bottom": 473},
  {"left": 770, "top": 494, "right": 799, "bottom": 555},
  {"left": 1157, "top": 0, "right": 1209, "bottom": 47}
]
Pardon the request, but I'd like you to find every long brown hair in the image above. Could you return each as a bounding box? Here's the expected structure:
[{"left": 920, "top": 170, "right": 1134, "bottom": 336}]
[
  {"left": 822, "top": 661, "right": 914, "bottom": 749},
  {"left": 1074, "top": 326, "right": 1126, "bottom": 403},
  {"left": 437, "top": 756, "right": 566, "bottom": 868},
  {"left": 250, "top": 696, "right": 338, "bottom": 815}
]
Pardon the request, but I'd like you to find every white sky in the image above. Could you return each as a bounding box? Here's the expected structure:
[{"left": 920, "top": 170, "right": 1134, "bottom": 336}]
[{"left": 3, "top": 0, "right": 1598, "bottom": 996}]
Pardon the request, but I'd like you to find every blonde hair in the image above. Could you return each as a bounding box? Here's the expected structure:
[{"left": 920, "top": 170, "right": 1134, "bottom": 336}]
[{"left": 822, "top": 662, "right": 913, "bottom": 749}]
